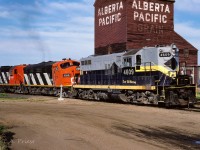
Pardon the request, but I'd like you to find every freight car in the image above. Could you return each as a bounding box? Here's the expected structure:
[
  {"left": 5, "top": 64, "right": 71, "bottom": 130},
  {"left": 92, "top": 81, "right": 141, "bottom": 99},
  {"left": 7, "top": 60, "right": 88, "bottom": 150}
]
[{"left": 0, "top": 44, "right": 196, "bottom": 107}]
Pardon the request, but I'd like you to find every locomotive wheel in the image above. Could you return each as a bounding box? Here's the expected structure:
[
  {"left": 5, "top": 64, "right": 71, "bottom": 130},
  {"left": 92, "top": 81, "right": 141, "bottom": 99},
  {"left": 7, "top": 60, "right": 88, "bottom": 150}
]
[
  {"left": 118, "top": 94, "right": 128, "bottom": 103},
  {"left": 165, "top": 102, "right": 172, "bottom": 108}
]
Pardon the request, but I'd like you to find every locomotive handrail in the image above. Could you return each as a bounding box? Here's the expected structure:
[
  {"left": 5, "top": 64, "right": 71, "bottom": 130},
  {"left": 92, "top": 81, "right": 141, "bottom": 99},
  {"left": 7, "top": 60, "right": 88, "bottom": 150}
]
[
  {"left": 168, "top": 70, "right": 177, "bottom": 78},
  {"left": 134, "top": 62, "right": 157, "bottom": 71},
  {"left": 144, "top": 62, "right": 152, "bottom": 76}
]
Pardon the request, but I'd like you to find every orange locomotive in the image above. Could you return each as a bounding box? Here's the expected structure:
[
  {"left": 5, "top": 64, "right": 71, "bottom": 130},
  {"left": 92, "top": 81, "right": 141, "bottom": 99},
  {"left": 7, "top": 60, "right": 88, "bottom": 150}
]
[
  {"left": 52, "top": 59, "right": 80, "bottom": 87},
  {"left": 0, "top": 59, "right": 80, "bottom": 96},
  {"left": 9, "top": 65, "right": 26, "bottom": 85},
  {"left": 8, "top": 65, "right": 26, "bottom": 93}
]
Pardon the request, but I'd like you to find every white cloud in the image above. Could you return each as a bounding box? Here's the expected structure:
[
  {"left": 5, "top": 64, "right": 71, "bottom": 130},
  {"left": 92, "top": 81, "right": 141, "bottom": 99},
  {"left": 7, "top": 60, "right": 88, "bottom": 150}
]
[
  {"left": 2, "top": 0, "right": 198, "bottom": 66},
  {"left": 175, "top": 22, "right": 200, "bottom": 49},
  {"left": 0, "top": 6, "right": 10, "bottom": 18},
  {"left": 175, "top": 22, "right": 200, "bottom": 38},
  {"left": 0, "top": 0, "right": 95, "bottom": 66},
  {"left": 48, "top": 2, "right": 88, "bottom": 11},
  {"left": 0, "top": 25, "right": 94, "bottom": 66},
  {"left": 175, "top": 0, "right": 200, "bottom": 13},
  {"left": 39, "top": 1, "right": 94, "bottom": 17},
  {"left": 0, "top": 11, "right": 9, "bottom": 18}
]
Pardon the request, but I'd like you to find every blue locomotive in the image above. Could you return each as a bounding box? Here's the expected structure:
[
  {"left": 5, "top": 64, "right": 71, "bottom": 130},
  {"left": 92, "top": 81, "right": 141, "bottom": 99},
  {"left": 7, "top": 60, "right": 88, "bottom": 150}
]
[{"left": 73, "top": 44, "right": 196, "bottom": 107}]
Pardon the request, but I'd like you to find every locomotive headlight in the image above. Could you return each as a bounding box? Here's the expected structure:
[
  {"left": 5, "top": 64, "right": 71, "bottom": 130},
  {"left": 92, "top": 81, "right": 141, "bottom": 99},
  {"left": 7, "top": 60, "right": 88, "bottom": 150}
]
[
  {"left": 171, "top": 44, "right": 177, "bottom": 56},
  {"left": 76, "top": 67, "right": 80, "bottom": 71},
  {"left": 171, "top": 49, "right": 176, "bottom": 56}
]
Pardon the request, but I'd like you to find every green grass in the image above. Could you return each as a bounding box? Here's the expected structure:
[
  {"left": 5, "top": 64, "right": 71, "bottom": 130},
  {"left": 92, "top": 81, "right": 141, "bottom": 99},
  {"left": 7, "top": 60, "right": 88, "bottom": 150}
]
[
  {"left": 196, "top": 92, "right": 200, "bottom": 101},
  {"left": 0, "top": 93, "right": 8, "bottom": 97},
  {"left": 0, "top": 93, "right": 27, "bottom": 101},
  {"left": 0, "top": 93, "right": 49, "bottom": 102},
  {"left": 0, "top": 124, "right": 15, "bottom": 150},
  {"left": 0, "top": 125, "right": 7, "bottom": 150}
]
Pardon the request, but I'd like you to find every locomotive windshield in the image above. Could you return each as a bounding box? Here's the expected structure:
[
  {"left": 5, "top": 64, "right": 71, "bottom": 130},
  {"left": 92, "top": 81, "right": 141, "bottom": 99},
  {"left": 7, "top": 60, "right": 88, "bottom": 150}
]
[
  {"left": 73, "top": 62, "right": 80, "bottom": 66},
  {"left": 136, "top": 55, "right": 141, "bottom": 65},
  {"left": 60, "top": 62, "right": 70, "bottom": 69},
  {"left": 60, "top": 62, "right": 80, "bottom": 69},
  {"left": 123, "top": 57, "right": 132, "bottom": 67},
  {"left": 164, "top": 57, "right": 178, "bottom": 70}
]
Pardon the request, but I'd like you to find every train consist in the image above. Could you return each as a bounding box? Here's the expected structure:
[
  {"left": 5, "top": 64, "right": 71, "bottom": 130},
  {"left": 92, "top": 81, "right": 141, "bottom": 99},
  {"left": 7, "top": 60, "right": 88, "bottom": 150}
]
[
  {"left": 0, "top": 59, "right": 80, "bottom": 97},
  {"left": 0, "top": 44, "right": 196, "bottom": 107}
]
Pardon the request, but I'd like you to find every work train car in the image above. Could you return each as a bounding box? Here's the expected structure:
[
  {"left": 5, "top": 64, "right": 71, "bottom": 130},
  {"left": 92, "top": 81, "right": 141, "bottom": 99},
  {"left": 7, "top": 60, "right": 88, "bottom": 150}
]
[
  {"left": 73, "top": 44, "right": 196, "bottom": 106},
  {"left": 0, "top": 59, "right": 80, "bottom": 97},
  {"left": 0, "top": 44, "right": 196, "bottom": 107}
]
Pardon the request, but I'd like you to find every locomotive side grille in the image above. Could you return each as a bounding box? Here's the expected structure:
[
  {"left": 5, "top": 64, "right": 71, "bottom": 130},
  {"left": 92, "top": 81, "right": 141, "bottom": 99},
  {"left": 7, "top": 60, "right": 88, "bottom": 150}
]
[
  {"left": 2, "top": 72, "right": 8, "bottom": 84},
  {"left": 6, "top": 72, "right": 10, "bottom": 81},
  {"left": 0, "top": 74, "right": 3, "bottom": 84},
  {"left": 33, "top": 73, "right": 41, "bottom": 85},
  {"left": 29, "top": 74, "right": 33, "bottom": 85},
  {"left": 43, "top": 73, "right": 52, "bottom": 85},
  {"left": 24, "top": 74, "right": 30, "bottom": 85},
  {"left": 36, "top": 73, "right": 44, "bottom": 85},
  {"left": 0, "top": 72, "right": 9, "bottom": 84},
  {"left": 30, "top": 73, "right": 37, "bottom": 85},
  {"left": 40, "top": 73, "right": 48, "bottom": 85},
  {"left": 24, "top": 73, "right": 52, "bottom": 86}
]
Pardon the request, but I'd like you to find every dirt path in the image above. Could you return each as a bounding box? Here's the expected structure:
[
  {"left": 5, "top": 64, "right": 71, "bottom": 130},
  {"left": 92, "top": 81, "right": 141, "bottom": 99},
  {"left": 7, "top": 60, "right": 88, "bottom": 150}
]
[{"left": 0, "top": 95, "right": 200, "bottom": 150}]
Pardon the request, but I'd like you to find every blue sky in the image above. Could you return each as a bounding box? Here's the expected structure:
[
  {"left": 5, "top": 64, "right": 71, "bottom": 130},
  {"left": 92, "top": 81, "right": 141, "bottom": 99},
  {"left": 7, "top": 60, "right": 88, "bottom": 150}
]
[{"left": 0, "top": 0, "right": 199, "bottom": 66}]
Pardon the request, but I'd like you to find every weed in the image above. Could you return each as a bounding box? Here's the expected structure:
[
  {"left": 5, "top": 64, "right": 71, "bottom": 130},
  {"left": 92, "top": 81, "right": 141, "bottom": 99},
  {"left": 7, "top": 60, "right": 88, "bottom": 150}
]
[
  {"left": 0, "top": 93, "right": 8, "bottom": 98},
  {"left": 196, "top": 92, "right": 200, "bottom": 101},
  {"left": 0, "top": 125, "right": 15, "bottom": 150}
]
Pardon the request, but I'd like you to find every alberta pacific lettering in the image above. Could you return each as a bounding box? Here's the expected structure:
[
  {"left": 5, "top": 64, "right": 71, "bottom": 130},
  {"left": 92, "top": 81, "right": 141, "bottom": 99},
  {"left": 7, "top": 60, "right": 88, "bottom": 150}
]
[
  {"left": 98, "top": 0, "right": 171, "bottom": 27},
  {"left": 98, "top": 1, "right": 123, "bottom": 26},
  {"left": 132, "top": 0, "right": 170, "bottom": 23}
]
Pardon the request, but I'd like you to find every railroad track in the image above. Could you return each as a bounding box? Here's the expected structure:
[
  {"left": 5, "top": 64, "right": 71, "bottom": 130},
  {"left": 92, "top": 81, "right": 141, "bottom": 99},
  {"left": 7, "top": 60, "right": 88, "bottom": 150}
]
[{"left": 181, "top": 103, "right": 200, "bottom": 112}]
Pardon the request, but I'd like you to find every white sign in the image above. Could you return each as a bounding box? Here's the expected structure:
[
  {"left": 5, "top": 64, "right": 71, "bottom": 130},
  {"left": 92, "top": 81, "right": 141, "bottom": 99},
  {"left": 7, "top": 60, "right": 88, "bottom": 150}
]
[
  {"left": 132, "top": 0, "right": 170, "bottom": 23},
  {"left": 98, "top": 1, "right": 123, "bottom": 26}
]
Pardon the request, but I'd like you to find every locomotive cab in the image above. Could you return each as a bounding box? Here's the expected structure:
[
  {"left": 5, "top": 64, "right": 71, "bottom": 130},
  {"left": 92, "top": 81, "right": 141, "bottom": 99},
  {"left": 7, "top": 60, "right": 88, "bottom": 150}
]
[
  {"left": 52, "top": 59, "right": 80, "bottom": 86},
  {"left": 9, "top": 65, "right": 26, "bottom": 85}
]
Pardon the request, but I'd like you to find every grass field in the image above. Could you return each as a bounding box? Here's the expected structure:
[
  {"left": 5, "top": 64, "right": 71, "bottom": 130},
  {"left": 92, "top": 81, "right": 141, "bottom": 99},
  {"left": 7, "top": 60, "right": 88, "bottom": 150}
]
[
  {"left": 0, "top": 124, "right": 15, "bottom": 150},
  {"left": 0, "top": 125, "right": 5, "bottom": 148},
  {"left": 196, "top": 92, "right": 200, "bottom": 100},
  {"left": 0, "top": 93, "right": 27, "bottom": 101},
  {"left": 196, "top": 88, "right": 200, "bottom": 101}
]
